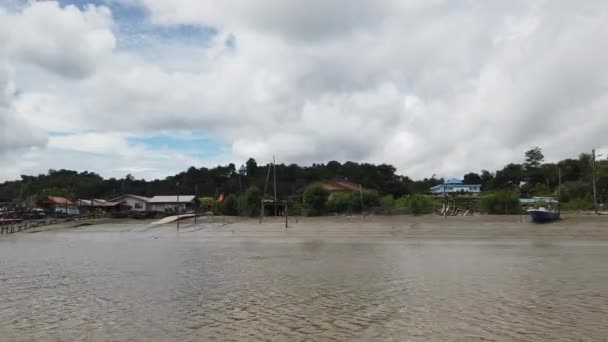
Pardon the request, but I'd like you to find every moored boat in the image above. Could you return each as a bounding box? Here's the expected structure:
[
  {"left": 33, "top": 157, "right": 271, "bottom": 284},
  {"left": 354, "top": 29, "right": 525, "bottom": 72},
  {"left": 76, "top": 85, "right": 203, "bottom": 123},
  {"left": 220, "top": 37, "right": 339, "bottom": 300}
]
[
  {"left": 527, "top": 207, "right": 560, "bottom": 222},
  {"left": 524, "top": 196, "right": 560, "bottom": 223}
]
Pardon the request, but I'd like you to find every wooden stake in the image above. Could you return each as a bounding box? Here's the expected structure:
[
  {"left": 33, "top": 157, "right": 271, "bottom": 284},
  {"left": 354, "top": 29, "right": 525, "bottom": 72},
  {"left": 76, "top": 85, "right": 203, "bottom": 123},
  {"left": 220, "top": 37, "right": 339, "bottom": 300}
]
[
  {"left": 592, "top": 149, "right": 598, "bottom": 214},
  {"left": 273, "top": 155, "right": 277, "bottom": 217}
]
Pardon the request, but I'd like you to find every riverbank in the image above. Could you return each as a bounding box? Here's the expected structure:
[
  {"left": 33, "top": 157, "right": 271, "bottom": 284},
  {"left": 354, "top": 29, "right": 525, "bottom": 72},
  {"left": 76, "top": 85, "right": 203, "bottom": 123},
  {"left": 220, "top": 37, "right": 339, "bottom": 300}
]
[
  {"left": 204, "top": 214, "right": 608, "bottom": 240},
  {"left": 14, "top": 214, "right": 608, "bottom": 241}
]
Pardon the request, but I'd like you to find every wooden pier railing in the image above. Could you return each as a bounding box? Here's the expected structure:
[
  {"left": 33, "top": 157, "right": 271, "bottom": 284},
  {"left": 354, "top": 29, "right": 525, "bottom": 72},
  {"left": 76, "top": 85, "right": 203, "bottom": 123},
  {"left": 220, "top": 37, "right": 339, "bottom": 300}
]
[{"left": 0, "top": 214, "right": 102, "bottom": 235}]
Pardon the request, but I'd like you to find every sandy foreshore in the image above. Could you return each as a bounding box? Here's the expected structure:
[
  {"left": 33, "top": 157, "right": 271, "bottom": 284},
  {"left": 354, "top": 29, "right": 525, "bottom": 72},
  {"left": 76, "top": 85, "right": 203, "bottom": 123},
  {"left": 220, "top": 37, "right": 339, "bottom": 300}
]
[{"left": 13, "top": 213, "right": 608, "bottom": 240}]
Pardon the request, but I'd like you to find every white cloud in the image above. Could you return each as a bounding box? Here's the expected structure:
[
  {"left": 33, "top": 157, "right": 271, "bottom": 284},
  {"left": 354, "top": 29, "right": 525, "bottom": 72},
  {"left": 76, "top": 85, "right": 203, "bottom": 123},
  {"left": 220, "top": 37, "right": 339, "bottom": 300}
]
[
  {"left": 0, "top": 63, "right": 47, "bottom": 156},
  {"left": 1, "top": 1, "right": 115, "bottom": 78},
  {"left": 2, "top": 0, "right": 608, "bottom": 181},
  {"left": 0, "top": 1, "right": 116, "bottom": 164}
]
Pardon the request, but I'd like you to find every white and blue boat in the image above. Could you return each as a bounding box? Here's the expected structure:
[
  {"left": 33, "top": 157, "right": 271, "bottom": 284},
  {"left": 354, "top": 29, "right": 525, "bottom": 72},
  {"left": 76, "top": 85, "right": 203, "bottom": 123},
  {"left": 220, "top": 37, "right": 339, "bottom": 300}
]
[
  {"left": 527, "top": 206, "right": 560, "bottom": 222},
  {"left": 523, "top": 197, "right": 560, "bottom": 223}
]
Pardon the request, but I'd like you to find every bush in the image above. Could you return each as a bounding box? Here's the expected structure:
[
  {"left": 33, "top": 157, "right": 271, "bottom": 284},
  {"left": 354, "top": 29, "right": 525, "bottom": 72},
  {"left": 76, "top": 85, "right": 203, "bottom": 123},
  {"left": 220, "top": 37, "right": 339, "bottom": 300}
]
[
  {"left": 325, "top": 190, "right": 382, "bottom": 214},
  {"left": 238, "top": 186, "right": 262, "bottom": 217},
  {"left": 303, "top": 184, "right": 329, "bottom": 216},
  {"left": 379, "top": 195, "right": 395, "bottom": 213},
  {"left": 559, "top": 181, "right": 591, "bottom": 202},
  {"left": 198, "top": 197, "right": 215, "bottom": 211},
  {"left": 327, "top": 192, "right": 351, "bottom": 213},
  {"left": 350, "top": 190, "right": 380, "bottom": 212},
  {"left": 408, "top": 194, "right": 438, "bottom": 215},
  {"left": 561, "top": 197, "right": 594, "bottom": 211},
  {"left": 480, "top": 191, "right": 521, "bottom": 214},
  {"left": 220, "top": 194, "right": 239, "bottom": 216},
  {"left": 286, "top": 202, "right": 303, "bottom": 216},
  {"left": 394, "top": 194, "right": 438, "bottom": 215}
]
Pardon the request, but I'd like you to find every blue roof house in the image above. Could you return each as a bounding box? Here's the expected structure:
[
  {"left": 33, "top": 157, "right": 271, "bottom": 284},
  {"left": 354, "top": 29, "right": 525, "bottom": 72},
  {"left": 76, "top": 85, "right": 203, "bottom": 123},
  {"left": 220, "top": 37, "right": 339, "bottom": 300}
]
[{"left": 430, "top": 178, "right": 481, "bottom": 195}]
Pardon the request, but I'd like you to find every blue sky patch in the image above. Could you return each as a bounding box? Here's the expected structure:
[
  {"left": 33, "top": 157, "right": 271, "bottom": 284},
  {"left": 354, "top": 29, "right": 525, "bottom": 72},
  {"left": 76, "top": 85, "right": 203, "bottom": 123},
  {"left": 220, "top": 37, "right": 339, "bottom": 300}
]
[{"left": 129, "top": 134, "right": 230, "bottom": 159}]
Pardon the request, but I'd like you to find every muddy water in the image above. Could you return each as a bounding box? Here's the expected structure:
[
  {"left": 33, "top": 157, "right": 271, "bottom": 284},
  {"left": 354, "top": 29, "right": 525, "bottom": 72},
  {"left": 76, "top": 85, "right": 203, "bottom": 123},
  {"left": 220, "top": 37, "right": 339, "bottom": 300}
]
[{"left": 1, "top": 229, "right": 607, "bottom": 341}]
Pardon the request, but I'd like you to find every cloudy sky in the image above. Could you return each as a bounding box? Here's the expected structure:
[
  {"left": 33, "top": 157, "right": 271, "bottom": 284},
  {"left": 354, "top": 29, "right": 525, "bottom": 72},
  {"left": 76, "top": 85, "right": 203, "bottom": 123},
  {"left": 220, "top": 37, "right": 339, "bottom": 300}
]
[{"left": 1, "top": 0, "right": 607, "bottom": 181}]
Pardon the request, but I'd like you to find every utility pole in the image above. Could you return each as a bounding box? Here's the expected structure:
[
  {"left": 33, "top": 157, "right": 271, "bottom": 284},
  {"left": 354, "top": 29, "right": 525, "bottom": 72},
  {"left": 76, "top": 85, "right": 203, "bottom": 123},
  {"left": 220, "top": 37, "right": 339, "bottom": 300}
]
[
  {"left": 273, "top": 155, "right": 277, "bottom": 217},
  {"left": 176, "top": 181, "right": 180, "bottom": 230},
  {"left": 592, "top": 149, "right": 598, "bottom": 214},
  {"left": 263, "top": 163, "right": 272, "bottom": 196}
]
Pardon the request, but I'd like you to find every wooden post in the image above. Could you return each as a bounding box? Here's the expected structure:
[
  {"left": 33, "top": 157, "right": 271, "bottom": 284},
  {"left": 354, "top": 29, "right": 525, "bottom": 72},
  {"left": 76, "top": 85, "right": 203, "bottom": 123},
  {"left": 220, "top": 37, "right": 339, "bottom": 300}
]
[
  {"left": 176, "top": 182, "right": 180, "bottom": 231},
  {"left": 194, "top": 185, "right": 198, "bottom": 224},
  {"left": 592, "top": 149, "right": 598, "bottom": 214},
  {"left": 273, "top": 155, "right": 277, "bottom": 217},
  {"left": 285, "top": 201, "right": 288, "bottom": 228},
  {"left": 518, "top": 185, "right": 523, "bottom": 223},
  {"left": 558, "top": 167, "right": 562, "bottom": 215},
  {"left": 359, "top": 184, "right": 364, "bottom": 217},
  {"left": 260, "top": 200, "right": 265, "bottom": 223}
]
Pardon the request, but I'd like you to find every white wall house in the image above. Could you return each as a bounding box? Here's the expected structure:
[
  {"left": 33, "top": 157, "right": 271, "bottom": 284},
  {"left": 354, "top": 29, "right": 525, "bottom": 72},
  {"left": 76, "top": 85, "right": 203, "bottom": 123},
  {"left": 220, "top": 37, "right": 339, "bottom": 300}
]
[
  {"left": 430, "top": 178, "right": 481, "bottom": 194},
  {"left": 110, "top": 194, "right": 150, "bottom": 212},
  {"left": 147, "top": 195, "right": 195, "bottom": 213}
]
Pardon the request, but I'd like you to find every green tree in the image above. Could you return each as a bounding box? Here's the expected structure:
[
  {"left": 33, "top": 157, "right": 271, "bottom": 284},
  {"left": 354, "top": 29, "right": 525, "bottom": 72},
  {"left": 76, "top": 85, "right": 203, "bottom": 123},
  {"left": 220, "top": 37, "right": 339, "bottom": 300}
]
[
  {"left": 303, "top": 184, "right": 329, "bottom": 216},
  {"left": 463, "top": 172, "right": 482, "bottom": 185},
  {"left": 480, "top": 170, "right": 494, "bottom": 190},
  {"left": 38, "top": 187, "right": 75, "bottom": 200},
  {"left": 246, "top": 158, "right": 258, "bottom": 177},
  {"left": 525, "top": 147, "right": 544, "bottom": 169}
]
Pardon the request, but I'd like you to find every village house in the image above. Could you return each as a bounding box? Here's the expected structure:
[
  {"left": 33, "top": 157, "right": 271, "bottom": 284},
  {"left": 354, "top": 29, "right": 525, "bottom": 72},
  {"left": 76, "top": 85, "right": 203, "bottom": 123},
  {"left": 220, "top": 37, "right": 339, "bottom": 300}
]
[
  {"left": 430, "top": 178, "right": 481, "bottom": 195},
  {"left": 38, "top": 196, "right": 80, "bottom": 216},
  {"left": 77, "top": 199, "right": 129, "bottom": 214},
  {"left": 146, "top": 195, "right": 195, "bottom": 213},
  {"left": 317, "top": 179, "right": 362, "bottom": 193},
  {"left": 110, "top": 194, "right": 150, "bottom": 212}
]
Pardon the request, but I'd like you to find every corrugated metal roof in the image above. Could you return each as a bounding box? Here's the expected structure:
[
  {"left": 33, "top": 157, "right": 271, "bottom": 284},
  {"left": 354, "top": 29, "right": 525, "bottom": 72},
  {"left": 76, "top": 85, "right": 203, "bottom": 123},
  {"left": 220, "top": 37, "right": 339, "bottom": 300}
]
[
  {"left": 320, "top": 179, "right": 360, "bottom": 192},
  {"left": 148, "top": 195, "right": 195, "bottom": 203},
  {"left": 39, "top": 196, "right": 73, "bottom": 205},
  {"left": 77, "top": 199, "right": 123, "bottom": 207},
  {"left": 110, "top": 194, "right": 151, "bottom": 202}
]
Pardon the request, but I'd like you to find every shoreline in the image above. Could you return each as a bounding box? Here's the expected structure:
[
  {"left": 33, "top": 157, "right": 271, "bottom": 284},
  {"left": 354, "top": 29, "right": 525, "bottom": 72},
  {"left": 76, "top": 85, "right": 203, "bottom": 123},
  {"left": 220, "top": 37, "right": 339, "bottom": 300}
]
[{"left": 7, "top": 214, "right": 608, "bottom": 241}]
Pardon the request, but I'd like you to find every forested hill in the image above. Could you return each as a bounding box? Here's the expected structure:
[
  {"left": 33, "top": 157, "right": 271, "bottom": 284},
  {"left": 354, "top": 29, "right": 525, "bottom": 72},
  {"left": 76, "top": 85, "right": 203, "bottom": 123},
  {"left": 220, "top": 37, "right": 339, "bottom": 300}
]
[{"left": 0, "top": 148, "right": 606, "bottom": 206}]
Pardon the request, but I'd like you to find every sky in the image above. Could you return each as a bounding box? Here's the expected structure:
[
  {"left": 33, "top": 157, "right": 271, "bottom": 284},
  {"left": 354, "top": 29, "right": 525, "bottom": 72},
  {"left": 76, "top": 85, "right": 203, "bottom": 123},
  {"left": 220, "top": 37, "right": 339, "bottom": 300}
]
[{"left": 1, "top": 0, "right": 607, "bottom": 181}]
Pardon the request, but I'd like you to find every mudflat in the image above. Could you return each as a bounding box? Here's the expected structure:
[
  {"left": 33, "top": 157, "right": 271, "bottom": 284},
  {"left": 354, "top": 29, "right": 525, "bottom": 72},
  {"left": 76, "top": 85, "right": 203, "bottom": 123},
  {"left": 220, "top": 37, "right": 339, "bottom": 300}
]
[{"left": 2, "top": 215, "right": 607, "bottom": 341}]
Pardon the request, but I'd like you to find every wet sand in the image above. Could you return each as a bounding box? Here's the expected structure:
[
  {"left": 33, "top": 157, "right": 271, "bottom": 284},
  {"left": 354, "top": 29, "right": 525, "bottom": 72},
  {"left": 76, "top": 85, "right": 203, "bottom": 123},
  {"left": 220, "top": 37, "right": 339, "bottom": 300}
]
[{"left": 2, "top": 215, "right": 608, "bottom": 341}]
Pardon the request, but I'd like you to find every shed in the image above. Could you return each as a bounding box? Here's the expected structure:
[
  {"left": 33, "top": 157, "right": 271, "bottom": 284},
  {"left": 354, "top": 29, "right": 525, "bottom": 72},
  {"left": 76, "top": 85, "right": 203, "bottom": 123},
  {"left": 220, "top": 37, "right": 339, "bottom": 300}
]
[{"left": 147, "top": 195, "right": 195, "bottom": 213}]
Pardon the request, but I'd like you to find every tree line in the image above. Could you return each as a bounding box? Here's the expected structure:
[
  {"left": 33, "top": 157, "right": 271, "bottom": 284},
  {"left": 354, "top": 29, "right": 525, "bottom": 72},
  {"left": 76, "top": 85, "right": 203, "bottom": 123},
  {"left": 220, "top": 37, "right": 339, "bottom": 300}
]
[{"left": 0, "top": 148, "right": 606, "bottom": 212}]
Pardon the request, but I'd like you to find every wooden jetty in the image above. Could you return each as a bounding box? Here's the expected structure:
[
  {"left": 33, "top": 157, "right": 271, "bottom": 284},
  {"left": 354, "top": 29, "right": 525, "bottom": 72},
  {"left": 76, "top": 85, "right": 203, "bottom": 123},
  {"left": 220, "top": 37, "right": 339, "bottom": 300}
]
[{"left": 0, "top": 214, "right": 98, "bottom": 235}]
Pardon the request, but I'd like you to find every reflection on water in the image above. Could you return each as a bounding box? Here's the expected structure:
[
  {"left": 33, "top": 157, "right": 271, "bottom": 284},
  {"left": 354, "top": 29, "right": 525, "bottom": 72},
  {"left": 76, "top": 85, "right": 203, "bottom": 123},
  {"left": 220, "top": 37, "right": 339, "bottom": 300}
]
[{"left": 1, "top": 230, "right": 608, "bottom": 341}]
